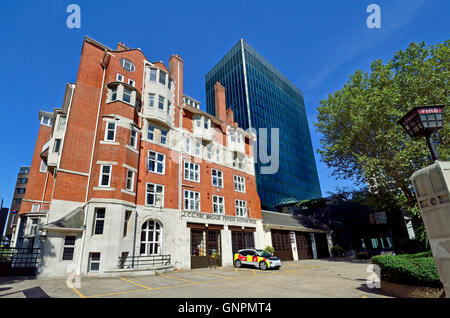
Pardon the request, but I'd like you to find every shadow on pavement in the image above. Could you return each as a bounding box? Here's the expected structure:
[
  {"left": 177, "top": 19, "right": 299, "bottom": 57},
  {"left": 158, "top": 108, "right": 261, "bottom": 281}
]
[{"left": 0, "top": 286, "right": 50, "bottom": 298}]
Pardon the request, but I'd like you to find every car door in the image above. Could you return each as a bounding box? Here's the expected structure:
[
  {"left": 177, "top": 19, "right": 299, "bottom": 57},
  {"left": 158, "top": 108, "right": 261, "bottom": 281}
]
[
  {"left": 246, "top": 250, "right": 258, "bottom": 267},
  {"left": 239, "top": 250, "right": 249, "bottom": 264}
]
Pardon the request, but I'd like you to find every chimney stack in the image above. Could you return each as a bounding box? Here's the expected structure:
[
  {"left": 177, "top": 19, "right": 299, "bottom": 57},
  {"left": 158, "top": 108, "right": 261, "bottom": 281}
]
[
  {"left": 214, "top": 82, "right": 227, "bottom": 123},
  {"left": 116, "top": 42, "right": 130, "bottom": 51}
]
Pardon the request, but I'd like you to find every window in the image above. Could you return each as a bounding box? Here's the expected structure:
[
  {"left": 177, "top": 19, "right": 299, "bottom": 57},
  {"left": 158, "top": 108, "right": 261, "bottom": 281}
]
[
  {"left": 230, "top": 130, "right": 236, "bottom": 142},
  {"left": 211, "top": 169, "right": 223, "bottom": 188},
  {"left": 140, "top": 220, "right": 162, "bottom": 255},
  {"left": 184, "top": 190, "right": 200, "bottom": 211},
  {"left": 39, "top": 159, "right": 47, "bottom": 173},
  {"left": 159, "top": 71, "right": 167, "bottom": 85},
  {"left": 123, "top": 87, "right": 132, "bottom": 103},
  {"left": 206, "top": 144, "right": 212, "bottom": 160},
  {"left": 41, "top": 116, "right": 52, "bottom": 126},
  {"left": 148, "top": 93, "right": 155, "bottom": 107},
  {"left": 53, "top": 139, "right": 62, "bottom": 153},
  {"left": 371, "top": 238, "right": 379, "bottom": 249},
  {"left": 62, "top": 236, "right": 76, "bottom": 260},
  {"left": 99, "top": 165, "right": 111, "bottom": 187},
  {"left": 147, "top": 124, "right": 155, "bottom": 140},
  {"left": 158, "top": 96, "right": 165, "bottom": 110},
  {"left": 120, "top": 58, "right": 135, "bottom": 72},
  {"left": 93, "top": 208, "right": 105, "bottom": 235},
  {"left": 386, "top": 237, "right": 393, "bottom": 248},
  {"left": 18, "top": 178, "right": 28, "bottom": 184},
  {"left": 123, "top": 211, "right": 132, "bottom": 237},
  {"left": 361, "top": 238, "right": 366, "bottom": 249},
  {"left": 216, "top": 148, "right": 221, "bottom": 162},
  {"left": 88, "top": 253, "right": 101, "bottom": 271},
  {"left": 168, "top": 79, "right": 173, "bottom": 90},
  {"left": 167, "top": 101, "right": 171, "bottom": 114},
  {"left": 30, "top": 219, "right": 38, "bottom": 235},
  {"left": 116, "top": 73, "right": 124, "bottom": 82},
  {"left": 130, "top": 129, "right": 137, "bottom": 149},
  {"left": 57, "top": 116, "right": 67, "bottom": 130},
  {"left": 111, "top": 87, "right": 118, "bottom": 101},
  {"left": 185, "top": 137, "right": 191, "bottom": 153},
  {"left": 184, "top": 161, "right": 200, "bottom": 182},
  {"left": 16, "top": 188, "right": 26, "bottom": 194},
  {"left": 204, "top": 118, "right": 210, "bottom": 129},
  {"left": 105, "top": 122, "right": 116, "bottom": 141},
  {"left": 235, "top": 200, "right": 248, "bottom": 218},
  {"left": 13, "top": 199, "right": 22, "bottom": 205},
  {"left": 212, "top": 195, "right": 225, "bottom": 214},
  {"left": 128, "top": 79, "right": 135, "bottom": 87},
  {"left": 160, "top": 129, "right": 168, "bottom": 145},
  {"left": 126, "top": 170, "right": 135, "bottom": 192},
  {"left": 195, "top": 116, "right": 201, "bottom": 128},
  {"left": 148, "top": 151, "right": 165, "bottom": 174},
  {"left": 149, "top": 68, "right": 157, "bottom": 81},
  {"left": 195, "top": 140, "right": 201, "bottom": 156},
  {"left": 146, "top": 183, "right": 164, "bottom": 207},
  {"left": 234, "top": 176, "right": 246, "bottom": 193},
  {"left": 31, "top": 204, "right": 40, "bottom": 212}
]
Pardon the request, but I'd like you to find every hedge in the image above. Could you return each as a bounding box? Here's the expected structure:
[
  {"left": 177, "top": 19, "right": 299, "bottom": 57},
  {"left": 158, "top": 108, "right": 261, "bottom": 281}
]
[{"left": 372, "top": 252, "right": 442, "bottom": 288}]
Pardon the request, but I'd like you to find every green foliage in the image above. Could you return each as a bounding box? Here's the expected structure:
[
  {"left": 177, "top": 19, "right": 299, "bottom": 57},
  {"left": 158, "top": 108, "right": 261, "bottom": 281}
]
[
  {"left": 372, "top": 252, "right": 442, "bottom": 288},
  {"left": 331, "top": 245, "right": 344, "bottom": 257},
  {"left": 316, "top": 40, "right": 450, "bottom": 246},
  {"left": 264, "top": 246, "right": 275, "bottom": 255}
]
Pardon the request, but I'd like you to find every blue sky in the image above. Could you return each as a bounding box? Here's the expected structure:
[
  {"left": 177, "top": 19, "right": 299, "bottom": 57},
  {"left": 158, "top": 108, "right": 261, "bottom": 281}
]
[{"left": 0, "top": 0, "right": 449, "bottom": 211}]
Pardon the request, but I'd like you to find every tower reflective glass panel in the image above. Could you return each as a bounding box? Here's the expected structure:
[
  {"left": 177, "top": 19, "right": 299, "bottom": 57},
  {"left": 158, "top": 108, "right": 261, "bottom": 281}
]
[{"left": 206, "top": 39, "right": 321, "bottom": 209}]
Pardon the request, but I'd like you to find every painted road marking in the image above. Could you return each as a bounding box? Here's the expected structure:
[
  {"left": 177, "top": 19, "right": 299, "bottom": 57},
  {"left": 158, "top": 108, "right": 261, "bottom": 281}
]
[
  {"left": 66, "top": 280, "right": 85, "bottom": 298},
  {"left": 159, "top": 273, "right": 199, "bottom": 284},
  {"left": 193, "top": 271, "right": 229, "bottom": 279},
  {"left": 120, "top": 277, "right": 153, "bottom": 290}
]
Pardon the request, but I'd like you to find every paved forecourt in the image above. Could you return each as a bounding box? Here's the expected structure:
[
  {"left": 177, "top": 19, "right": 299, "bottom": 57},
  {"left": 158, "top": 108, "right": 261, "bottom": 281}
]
[{"left": 0, "top": 259, "right": 391, "bottom": 298}]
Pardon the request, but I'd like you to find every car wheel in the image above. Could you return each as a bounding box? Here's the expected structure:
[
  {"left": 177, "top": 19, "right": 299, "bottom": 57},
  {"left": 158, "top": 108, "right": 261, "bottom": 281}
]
[
  {"left": 235, "top": 260, "right": 242, "bottom": 268},
  {"left": 259, "top": 261, "right": 268, "bottom": 270}
]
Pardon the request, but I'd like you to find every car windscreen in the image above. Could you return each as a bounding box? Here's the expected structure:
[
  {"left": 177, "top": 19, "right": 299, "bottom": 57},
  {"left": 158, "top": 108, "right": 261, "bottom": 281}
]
[{"left": 256, "top": 250, "right": 272, "bottom": 257}]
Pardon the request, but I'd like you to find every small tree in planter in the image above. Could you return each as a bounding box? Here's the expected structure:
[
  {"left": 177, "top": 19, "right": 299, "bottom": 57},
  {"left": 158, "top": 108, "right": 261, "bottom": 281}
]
[
  {"left": 264, "top": 246, "right": 275, "bottom": 255},
  {"left": 331, "top": 245, "right": 344, "bottom": 258}
]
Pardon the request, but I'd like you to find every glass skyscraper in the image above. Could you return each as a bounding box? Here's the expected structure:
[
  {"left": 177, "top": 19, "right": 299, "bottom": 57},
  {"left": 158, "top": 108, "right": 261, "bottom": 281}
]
[{"left": 205, "top": 39, "right": 321, "bottom": 209}]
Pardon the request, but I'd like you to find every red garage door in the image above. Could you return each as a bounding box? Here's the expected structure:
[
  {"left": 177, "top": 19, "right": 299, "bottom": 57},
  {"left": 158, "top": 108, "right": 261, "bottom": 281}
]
[
  {"left": 271, "top": 230, "right": 293, "bottom": 261},
  {"left": 296, "top": 232, "right": 313, "bottom": 260}
]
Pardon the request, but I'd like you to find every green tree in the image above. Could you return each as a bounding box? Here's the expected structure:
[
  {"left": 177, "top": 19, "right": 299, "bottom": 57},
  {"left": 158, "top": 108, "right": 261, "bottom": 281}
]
[{"left": 315, "top": 40, "right": 450, "bottom": 246}]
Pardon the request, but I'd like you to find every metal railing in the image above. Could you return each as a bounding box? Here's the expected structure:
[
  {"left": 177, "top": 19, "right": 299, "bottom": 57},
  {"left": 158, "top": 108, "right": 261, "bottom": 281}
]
[
  {"left": 117, "top": 254, "right": 171, "bottom": 269},
  {"left": 0, "top": 248, "right": 40, "bottom": 276}
]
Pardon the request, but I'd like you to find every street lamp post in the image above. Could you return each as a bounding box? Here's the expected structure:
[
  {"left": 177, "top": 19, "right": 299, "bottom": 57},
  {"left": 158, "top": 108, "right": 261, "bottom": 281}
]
[
  {"left": 398, "top": 105, "right": 445, "bottom": 162},
  {"left": 399, "top": 104, "right": 450, "bottom": 297}
]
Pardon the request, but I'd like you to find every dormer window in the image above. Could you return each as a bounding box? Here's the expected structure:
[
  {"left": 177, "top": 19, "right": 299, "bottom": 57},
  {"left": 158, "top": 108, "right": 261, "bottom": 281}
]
[
  {"left": 41, "top": 116, "right": 53, "bottom": 126},
  {"left": 120, "top": 58, "right": 135, "bottom": 72}
]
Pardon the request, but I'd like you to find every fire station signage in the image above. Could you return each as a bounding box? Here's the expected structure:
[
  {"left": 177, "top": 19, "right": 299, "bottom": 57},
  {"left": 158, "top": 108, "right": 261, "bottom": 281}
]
[{"left": 181, "top": 211, "right": 257, "bottom": 225}]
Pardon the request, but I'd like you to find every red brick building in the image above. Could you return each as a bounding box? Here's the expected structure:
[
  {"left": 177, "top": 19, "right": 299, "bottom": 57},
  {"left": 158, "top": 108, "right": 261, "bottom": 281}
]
[{"left": 14, "top": 37, "right": 264, "bottom": 277}]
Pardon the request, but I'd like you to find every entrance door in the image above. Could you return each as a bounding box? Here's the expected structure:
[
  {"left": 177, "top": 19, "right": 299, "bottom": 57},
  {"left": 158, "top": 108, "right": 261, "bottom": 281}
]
[
  {"left": 271, "top": 230, "right": 293, "bottom": 261},
  {"left": 315, "top": 233, "right": 330, "bottom": 258},
  {"left": 190, "top": 229, "right": 222, "bottom": 269},
  {"left": 296, "top": 232, "right": 313, "bottom": 259},
  {"left": 231, "top": 231, "right": 255, "bottom": 255}
]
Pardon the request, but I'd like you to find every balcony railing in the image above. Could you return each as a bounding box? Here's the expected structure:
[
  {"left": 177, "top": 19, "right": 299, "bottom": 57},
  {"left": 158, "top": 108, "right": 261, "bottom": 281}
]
[{"left": 117, "top": 254, "right": 171, "bottom": 269}]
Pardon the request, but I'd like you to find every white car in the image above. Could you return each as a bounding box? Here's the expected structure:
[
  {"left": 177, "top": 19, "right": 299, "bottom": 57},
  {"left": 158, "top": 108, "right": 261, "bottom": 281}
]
[{"left": 234, "top": 249, "right": 282, "bottom": 270}]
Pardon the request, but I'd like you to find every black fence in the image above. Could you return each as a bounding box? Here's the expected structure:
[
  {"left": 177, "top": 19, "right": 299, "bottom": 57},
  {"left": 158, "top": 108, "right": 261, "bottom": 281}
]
[
  {"left": 118, "top": 254, "right": 171, "bottom": 269},
  {"left": 0, "top": 248, "right": 40, "bottom": 276}
]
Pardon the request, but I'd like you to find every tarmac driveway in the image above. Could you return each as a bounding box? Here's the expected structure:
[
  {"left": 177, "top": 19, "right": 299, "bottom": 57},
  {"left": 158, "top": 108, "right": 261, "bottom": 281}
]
[{"left": 0, "top": 259, "right": 390, "bottom": 298}]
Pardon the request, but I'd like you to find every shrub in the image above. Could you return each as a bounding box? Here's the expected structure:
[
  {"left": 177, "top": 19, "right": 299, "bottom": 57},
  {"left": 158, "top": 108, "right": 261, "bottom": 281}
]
[
  {"left": 372, "top": 252, "right": 442, "bottom": 288},
  {"left": 264, "top": 246, "right": 275, "bottom": 255},
  {"left": 331, "top": 245, "right": 344, "bottom": 257}
]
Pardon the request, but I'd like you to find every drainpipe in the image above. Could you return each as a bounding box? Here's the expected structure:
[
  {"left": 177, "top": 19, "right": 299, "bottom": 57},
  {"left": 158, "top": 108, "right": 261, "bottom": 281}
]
[{"left": 77, "top": 51, "right": 108, "bottom": 276}]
